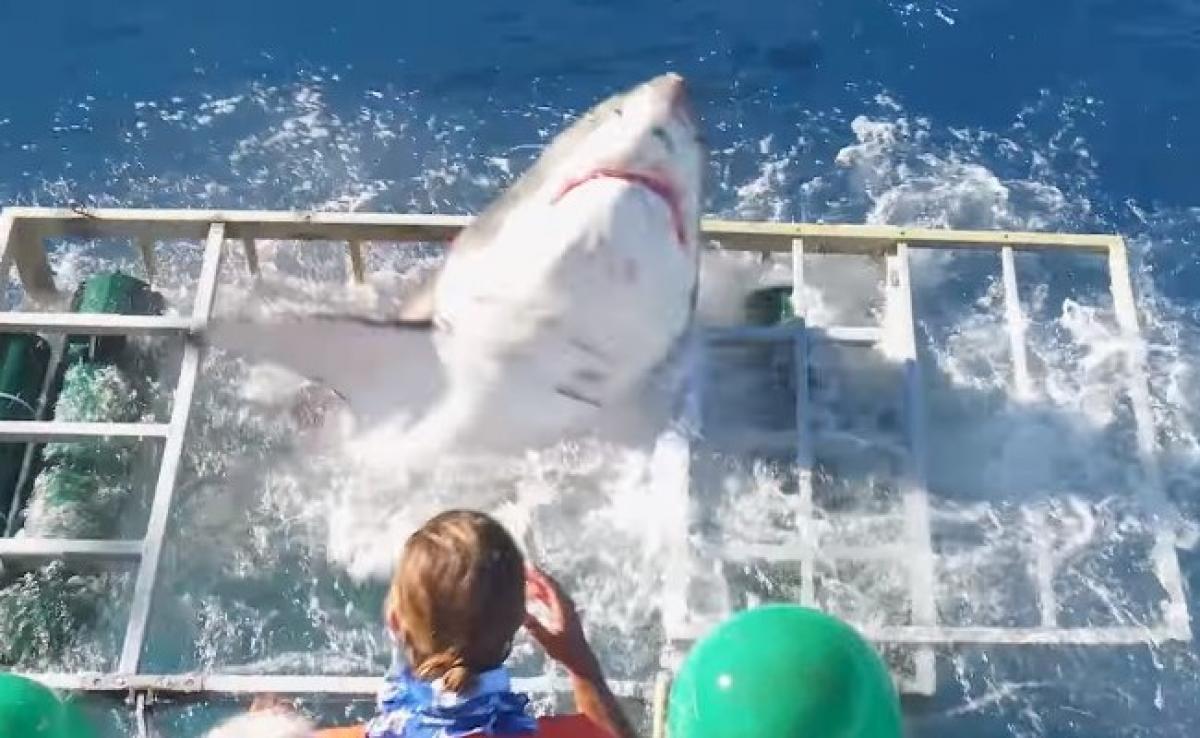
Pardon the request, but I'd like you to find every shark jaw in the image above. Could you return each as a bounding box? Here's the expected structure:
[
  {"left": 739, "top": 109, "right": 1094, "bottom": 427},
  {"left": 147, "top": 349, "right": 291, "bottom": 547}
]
[{"left": 552, "top": 167, "right": 688, "bottom": 249}]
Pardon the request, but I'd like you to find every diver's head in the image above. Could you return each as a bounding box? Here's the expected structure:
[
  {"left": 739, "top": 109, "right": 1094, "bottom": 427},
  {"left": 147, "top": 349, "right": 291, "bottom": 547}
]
[{"left": 386, "top": 509, "right": 526, "bottom": 692}]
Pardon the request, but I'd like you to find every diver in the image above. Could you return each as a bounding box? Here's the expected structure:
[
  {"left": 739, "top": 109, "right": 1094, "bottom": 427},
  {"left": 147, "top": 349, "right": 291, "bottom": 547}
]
[
  {"left": 200, "top": 510, "right": 906, "bottom": 738},
  {"left": 209, "top": 509, "right": 635, "bottom": 738}
]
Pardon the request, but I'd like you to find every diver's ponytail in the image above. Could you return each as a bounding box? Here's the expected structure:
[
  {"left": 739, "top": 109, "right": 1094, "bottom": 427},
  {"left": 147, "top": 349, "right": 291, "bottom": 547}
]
[{"left": 416, "top": 651, "right": 477, "bottom": 692}]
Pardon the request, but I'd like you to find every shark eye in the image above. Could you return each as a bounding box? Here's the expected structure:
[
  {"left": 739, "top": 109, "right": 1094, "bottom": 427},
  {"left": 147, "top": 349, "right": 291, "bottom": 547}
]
[{"left": 652, "top": 126, "right": 675, "bottom": 152}]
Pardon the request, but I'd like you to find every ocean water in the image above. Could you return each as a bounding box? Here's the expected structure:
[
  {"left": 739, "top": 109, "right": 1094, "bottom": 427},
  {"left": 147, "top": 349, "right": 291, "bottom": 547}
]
[{"left": 1, "top": 1, "right": 1199, "bottom": 736}]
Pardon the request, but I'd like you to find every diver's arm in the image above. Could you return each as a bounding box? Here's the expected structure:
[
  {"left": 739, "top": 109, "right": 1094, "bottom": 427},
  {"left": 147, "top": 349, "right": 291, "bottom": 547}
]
[
  {"left": 565, "top": 657, "right": 639, "bottom": 738},
  {"left": 524, "top": 566, "right": 638, "bottom": 738}
]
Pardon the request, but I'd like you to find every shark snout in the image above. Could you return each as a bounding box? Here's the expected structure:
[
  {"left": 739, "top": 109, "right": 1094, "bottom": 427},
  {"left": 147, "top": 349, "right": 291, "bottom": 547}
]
[{"left": 649, "top": 72, "right": 695, "bottom": 124}]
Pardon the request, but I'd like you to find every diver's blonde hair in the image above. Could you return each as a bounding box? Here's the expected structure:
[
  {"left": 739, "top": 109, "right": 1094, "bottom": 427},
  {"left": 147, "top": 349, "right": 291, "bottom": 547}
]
[{"left": 386, "top": 510, "right": 526, "bottom": 692}]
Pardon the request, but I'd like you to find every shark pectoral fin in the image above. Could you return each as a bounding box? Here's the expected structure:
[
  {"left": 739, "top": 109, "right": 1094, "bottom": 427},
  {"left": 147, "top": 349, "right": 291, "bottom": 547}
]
[{"left": 202, "top": 314, "right": 445, "bottom": 427}]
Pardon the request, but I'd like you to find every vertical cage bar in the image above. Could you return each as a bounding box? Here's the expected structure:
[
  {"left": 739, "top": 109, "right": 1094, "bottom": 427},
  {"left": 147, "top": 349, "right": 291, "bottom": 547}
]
[
  {"left": 651, "top": 671, "right": 671, "bottom": 738},
  {"left": 136, "top": 236, "right": 157, "bottom": 283},
  {"left": 1034, "top": 551, "right": 1058, "bottom": 627},
  {"left": 242, "top": 237, "right": 259, "bottom": 276},
  {"left": 119, "top": 222, "right": 225, "bottom": 672},
  {"left": 1108, "top": 238, "right": 1165, "bottom": 501},
  {"left": 0, "top": 211, "right": 18, "bottom": 303},
  {"left": 348, "top": 239, "right": 367, "bottom": 284},
  {"left": 1, "top": 214, "right": 64, "bottom": 535},
  {"left": 1, "top": 214, "right": 57, "bottom": 301},
  {"left": 890, "top": 242, "right": 938, "bottom": 694},
  {"left": 1107, "top": 237, "right": 1192, "bottom": 639},
  {"left": 1006, "top": 247, "right": 1057, "bottom": 625},
  {"left": 1032, "top": 510, "right": 1059, "bottom": 627},
  {"left": 1000, "top": 245, "right": 1033, "bottom": 400},
  {"left": 654, "top": 326, "right": 710, "bottom": 652},
  {"left": 3, "top": 335, "right": 66, "bottom": 537},
  {"left": 2, "top": 213, "right": 27, "bottom": 532},
  {"left": 791, "top": 238, "right": 816, "bottom": 605}
]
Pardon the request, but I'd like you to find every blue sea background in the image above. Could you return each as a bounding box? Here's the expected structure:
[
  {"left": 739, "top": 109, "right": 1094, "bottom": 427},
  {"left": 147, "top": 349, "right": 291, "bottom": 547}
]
[{"left": 1, "top": 1, "right": 1199, "bottom": 736}]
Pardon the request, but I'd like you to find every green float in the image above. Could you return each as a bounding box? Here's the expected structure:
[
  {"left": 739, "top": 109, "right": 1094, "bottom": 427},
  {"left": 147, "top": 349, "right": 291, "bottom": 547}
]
[
  {"left": 0, "top": 672, "right": 96, "bottom": 738},
  {"left": 667, "top": 605, "right": 904, "bottom": 738}
]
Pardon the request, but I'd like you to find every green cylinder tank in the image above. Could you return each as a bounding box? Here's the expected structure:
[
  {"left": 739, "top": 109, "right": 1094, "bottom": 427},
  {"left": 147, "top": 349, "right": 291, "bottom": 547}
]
[
  {"left": 745, "top": 286, "right": 797, "bottom": 326},
  {"left": 0, "top": 272, "right": 165, "bottom": 667},
  {"left": 64, "top": 271, "right": 165, "bottom": 366},
  {"left": 0, "top": 334, "right": 51, "bottom": 532},
  {"left": 22, "top": 272, "right": 164, "bottom": 538}
]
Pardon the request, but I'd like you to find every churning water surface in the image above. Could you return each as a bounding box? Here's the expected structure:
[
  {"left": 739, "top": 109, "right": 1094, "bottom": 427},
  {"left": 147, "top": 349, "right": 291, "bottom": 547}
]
[{"left": 1, "top": 2, "right": 1200, "bottom": 736}]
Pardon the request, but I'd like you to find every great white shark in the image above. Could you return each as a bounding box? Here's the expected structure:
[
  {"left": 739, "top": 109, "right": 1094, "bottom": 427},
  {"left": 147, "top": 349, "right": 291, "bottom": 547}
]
[{"left": 202, "top": 72, "right": 705, "bottom": 465}]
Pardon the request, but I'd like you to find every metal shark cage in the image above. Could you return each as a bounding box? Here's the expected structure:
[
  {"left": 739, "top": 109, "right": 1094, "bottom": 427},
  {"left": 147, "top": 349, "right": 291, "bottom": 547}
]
[{"left": 0, "top": 207, "right": 1190, "bottom": 730}]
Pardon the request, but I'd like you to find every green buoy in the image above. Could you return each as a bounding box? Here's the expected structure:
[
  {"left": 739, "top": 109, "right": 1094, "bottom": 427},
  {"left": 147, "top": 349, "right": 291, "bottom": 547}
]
[
  {"left": 0, "top": 672, "right": 95, "bottom": 738},
  {"left": 667, "top": 605, "right": 904, "bottom": 738}
]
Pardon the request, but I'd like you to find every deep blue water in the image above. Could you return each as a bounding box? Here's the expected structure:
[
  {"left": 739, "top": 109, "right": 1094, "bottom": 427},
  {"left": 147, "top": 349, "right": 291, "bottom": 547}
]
[
  {"left": 2, "top": 1, "right": 1199, "bottom": 736},
  {"left": 2, "top": 1, "right": 1198, "bottom": 205},
  {"left": 2, "top": 1, "right": 1198, "bottom": 295}
]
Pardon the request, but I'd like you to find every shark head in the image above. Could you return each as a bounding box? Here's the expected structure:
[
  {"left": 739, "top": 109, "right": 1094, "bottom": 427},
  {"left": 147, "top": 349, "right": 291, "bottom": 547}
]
[
  {"left": 450, "top": 73, "right": 706, "bottom": 259},
  {"left": 543, "top": 72, "right": 705, "bottom": 250},
  {"left": 397, "top": 72, "right": 707, "bottom": 453},
  {"left": 230, "top": 73, "right": 710, "bottom": 465}
]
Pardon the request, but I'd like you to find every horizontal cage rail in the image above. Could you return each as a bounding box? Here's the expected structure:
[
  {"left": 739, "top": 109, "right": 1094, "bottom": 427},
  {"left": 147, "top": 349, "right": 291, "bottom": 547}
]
[{"left": 3, "top": 207, "right": 1118, "bottom": 253}]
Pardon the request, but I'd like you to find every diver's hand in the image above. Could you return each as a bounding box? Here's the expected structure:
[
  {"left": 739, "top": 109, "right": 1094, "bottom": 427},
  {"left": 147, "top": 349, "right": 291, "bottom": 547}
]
[
  {"left": 525, "top": 565, "right": 637, "bottom": 738},
  {"left": 523, "top": 565, "right": 602, "bottom": 679}
]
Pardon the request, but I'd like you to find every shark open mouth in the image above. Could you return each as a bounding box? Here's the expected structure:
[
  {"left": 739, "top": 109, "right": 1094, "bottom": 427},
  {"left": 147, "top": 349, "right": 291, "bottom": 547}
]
[{"left": 553, "top": 168, "right": 688, "bottom": 248}]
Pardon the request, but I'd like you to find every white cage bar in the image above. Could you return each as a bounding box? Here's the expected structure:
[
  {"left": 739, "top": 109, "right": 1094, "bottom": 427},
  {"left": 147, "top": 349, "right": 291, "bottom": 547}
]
[
  {"left": 0, "top": 206, "right": 1189, "bottom": 714},
  {"left": 889, "top": 242, "right": 938, "bottom": 692}
]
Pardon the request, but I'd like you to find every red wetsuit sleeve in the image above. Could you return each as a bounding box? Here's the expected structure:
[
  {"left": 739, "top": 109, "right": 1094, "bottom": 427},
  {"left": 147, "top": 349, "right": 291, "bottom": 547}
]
[
  {"left": 314, "top": 715, "right": 611, "bottom": 738},
  {"left": 534, "top": 714, "right": 618, "bottom": 738}
]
